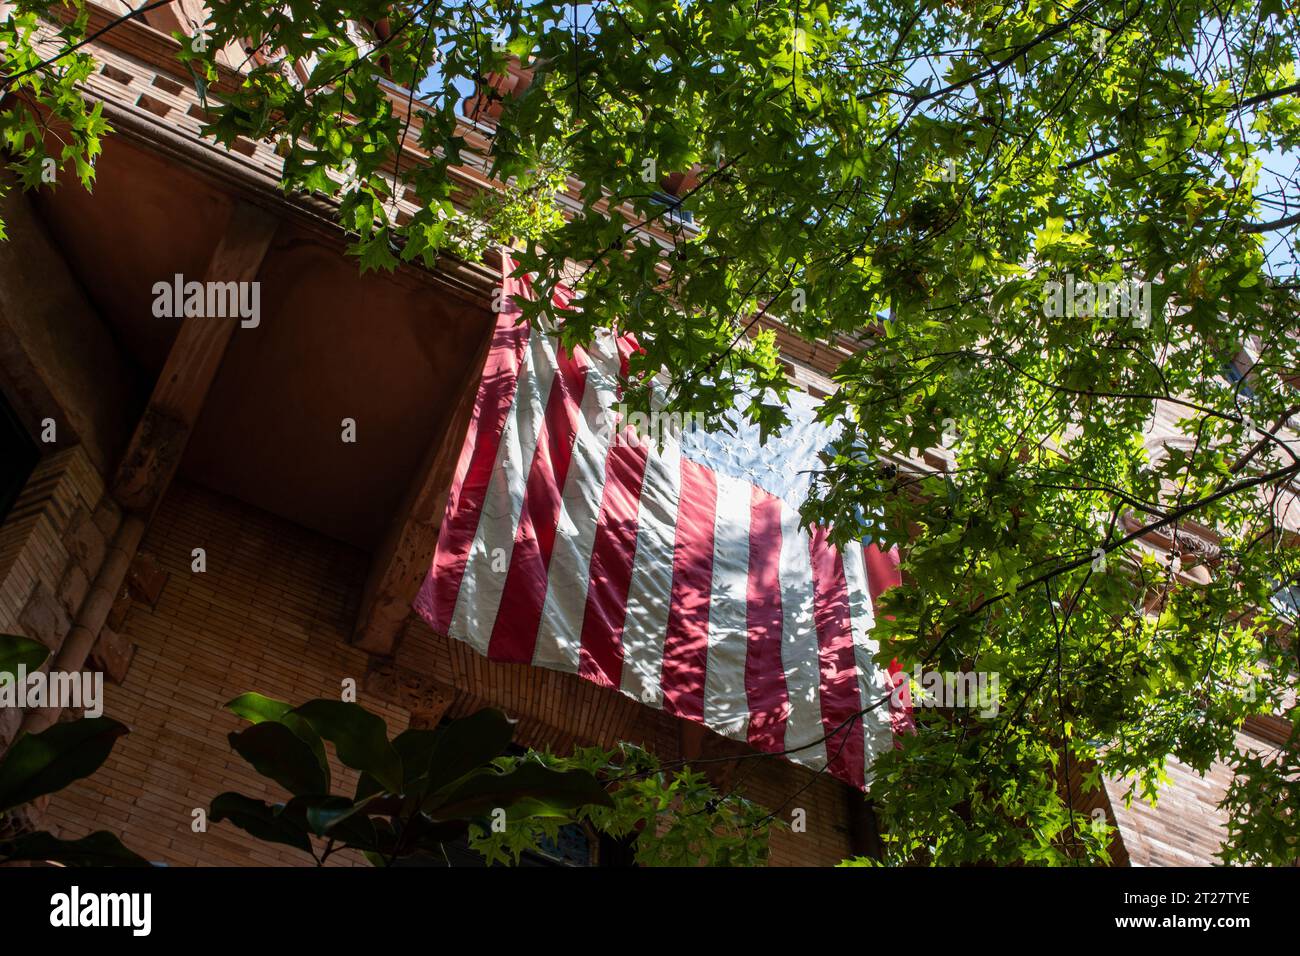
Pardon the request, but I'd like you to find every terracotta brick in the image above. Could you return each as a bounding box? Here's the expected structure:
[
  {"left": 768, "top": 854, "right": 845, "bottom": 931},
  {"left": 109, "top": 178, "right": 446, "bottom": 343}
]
[
  {"left": 56, "top": 561, "right": 90, "bottom": 616},
  {"left": 18, "top": 579, "right": 70, "bottom": 651},
  {"left": 126, "top": 552, "right": 169, "bottom": 607},
  {"left": 89, "top": 625, "right": 135, "bottom": 684},
  {"left": 92, "top": 496, "right": 122, "bottom": 540},
  {"left": 105, "top": 584, "right": 133, "bottom": 631},
  {"left": 64, "top": 507, "right": 107, "bottom": 574}
]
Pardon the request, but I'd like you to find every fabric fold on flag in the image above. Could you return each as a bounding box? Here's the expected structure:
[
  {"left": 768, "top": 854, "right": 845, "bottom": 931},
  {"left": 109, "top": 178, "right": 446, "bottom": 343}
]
[{"left": 414, "top": 256, "right": 909, "bottom": 790}]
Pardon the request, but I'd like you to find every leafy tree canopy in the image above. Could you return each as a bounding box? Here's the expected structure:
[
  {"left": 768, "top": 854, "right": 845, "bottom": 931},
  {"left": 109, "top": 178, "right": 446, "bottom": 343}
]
[{"left": 3, "top": 0, "right": 1299, "bottom": 864}]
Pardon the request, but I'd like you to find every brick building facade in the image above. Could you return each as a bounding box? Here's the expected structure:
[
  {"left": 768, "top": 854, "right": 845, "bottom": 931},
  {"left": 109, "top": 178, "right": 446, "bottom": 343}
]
[{"left": 0, "top": 1, "right": 1287, "bottom": 866}]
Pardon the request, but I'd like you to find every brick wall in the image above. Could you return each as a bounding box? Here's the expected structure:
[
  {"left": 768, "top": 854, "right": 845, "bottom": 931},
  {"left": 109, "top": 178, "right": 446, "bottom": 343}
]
[
  {"left": 43, "top": 480, "right": 383, "bottom": 866},
  {"left": 42, "top": 480, "right": 862, "bottom": 866},
  {"left": 1101, "top": 728, "right": 1278, "bottom": 867},
  {"left": 0, "top": 445, "right": 120, "bottom": 750},
  {"left": 1062, "top": 759, "right": 1129, "bottom": 865}
]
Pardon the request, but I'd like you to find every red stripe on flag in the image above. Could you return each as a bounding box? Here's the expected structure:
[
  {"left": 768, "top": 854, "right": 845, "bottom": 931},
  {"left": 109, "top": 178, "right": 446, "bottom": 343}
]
[
  {"left": 745, "top": 486, "right": 788, "bottom": 754},
  {"left": 660, "top": 457, "right": 717, "bottom": 721},
  {"left": 863, "top": 542, "right": 914, "bottom": 737},
  {"left": 416, "top": 274, "right": 532, "bottom": 635},
  {"left": 486, "top": 345, "right": 592, "bottom": 663},
  {"left": 887, "top": 659, "right": 914, "bottom": 738},
  {"left": 809, "top": 527, "right": 867, "bottom": 787},
  {"left": 863, "top": 541, "right": 902, "bottom": 603},
  {"left": 615, "top": 332, "right": 643, "bottom": 384},
  {"left": 578, "top": 437, "right": 651, "bottom": 688}
]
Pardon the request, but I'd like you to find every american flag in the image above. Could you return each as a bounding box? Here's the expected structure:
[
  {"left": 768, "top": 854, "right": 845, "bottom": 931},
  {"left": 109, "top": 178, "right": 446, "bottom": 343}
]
[{"left": 414, "top": 259, "right": 911, "bottom": 789}]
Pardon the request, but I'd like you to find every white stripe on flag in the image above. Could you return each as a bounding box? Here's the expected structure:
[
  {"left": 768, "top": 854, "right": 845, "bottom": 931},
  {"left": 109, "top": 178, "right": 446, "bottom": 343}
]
[
  {"left": 450, "top": 322, "right": 560, "bottom": 652},
  {"left": 618, "top": 438, "right": 682, "bottom": 709},
  {"left": 841, "top": 540, "right": 894, "bottom": 776},
  {"left": 777, "top": 502, "right": 829, "bottom": 772},
  {"left": 534, "top": 332, "right": 622, "bottom": 671},
  {"left": 703, "top": 471, "right": 753, "bottom": 740}
]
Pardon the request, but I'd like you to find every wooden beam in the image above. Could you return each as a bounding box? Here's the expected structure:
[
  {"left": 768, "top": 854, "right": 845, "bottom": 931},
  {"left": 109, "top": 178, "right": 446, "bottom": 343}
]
[
  {"left": 353, "top": 320, "right": 494, "bottom": 656},
  {"left": 25, "top": 201, "right": 276, "bottom": 735},
  {"left": 113, "top": 201, "right": 278, "bottom": 513}
]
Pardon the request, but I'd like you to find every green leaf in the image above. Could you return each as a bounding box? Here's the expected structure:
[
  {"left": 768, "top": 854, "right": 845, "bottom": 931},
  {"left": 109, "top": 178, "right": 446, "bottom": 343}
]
[
  {"left": 299, "top": 794, "right": 388, "bottom": 850},
  {"left": 290, "top": 700, "right": 402, "bottom": 793},
  {"left": 225, "top": 692, "right": 327, "bottom": 771},
  {"left": 390, "top": 727, "right": 441, "bottom": 793},
  {"left": 402, "top": 814, "right": 470, "bottom": 853},
  {"left": 429, "top": 763, "right": 613, "bottom": 822},
  {"left": 0, "top": 633, "right": 49, "bottom": 682},
  {"left": 0, "top": 717, "right": 128, "bottom": 812},
  {"left": 225, "top": 691, "right": 294, "bottom": 723},
  {"left": 422, "top": 709, "right": 517, "bottom": 797},
  {"left": 348, "top": 231, "right": 397, "bottom": 274},
  {"left": 0, "top": 829, "right": 152, "bottom": 867},
  {"left": 227, "top": 721, "right": 329, "bottom": 796},
  {"left": 209, "top": 792, "right": 312, "bottom": 854}
]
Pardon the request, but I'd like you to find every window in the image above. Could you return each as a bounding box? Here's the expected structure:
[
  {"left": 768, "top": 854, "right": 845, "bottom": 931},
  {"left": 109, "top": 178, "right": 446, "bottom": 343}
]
[
  {"left": 1221, "top": 343, "right": 1260, "bottom": 400},
  {"left": 1269, "top": 583, "right": 1299, "bottom": 623},
  {"left": 0, "top": 391, "right": 38, "bottom": 526},
  {"left": 649, "top": 191, "right": 695, "bottom": 225}
]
